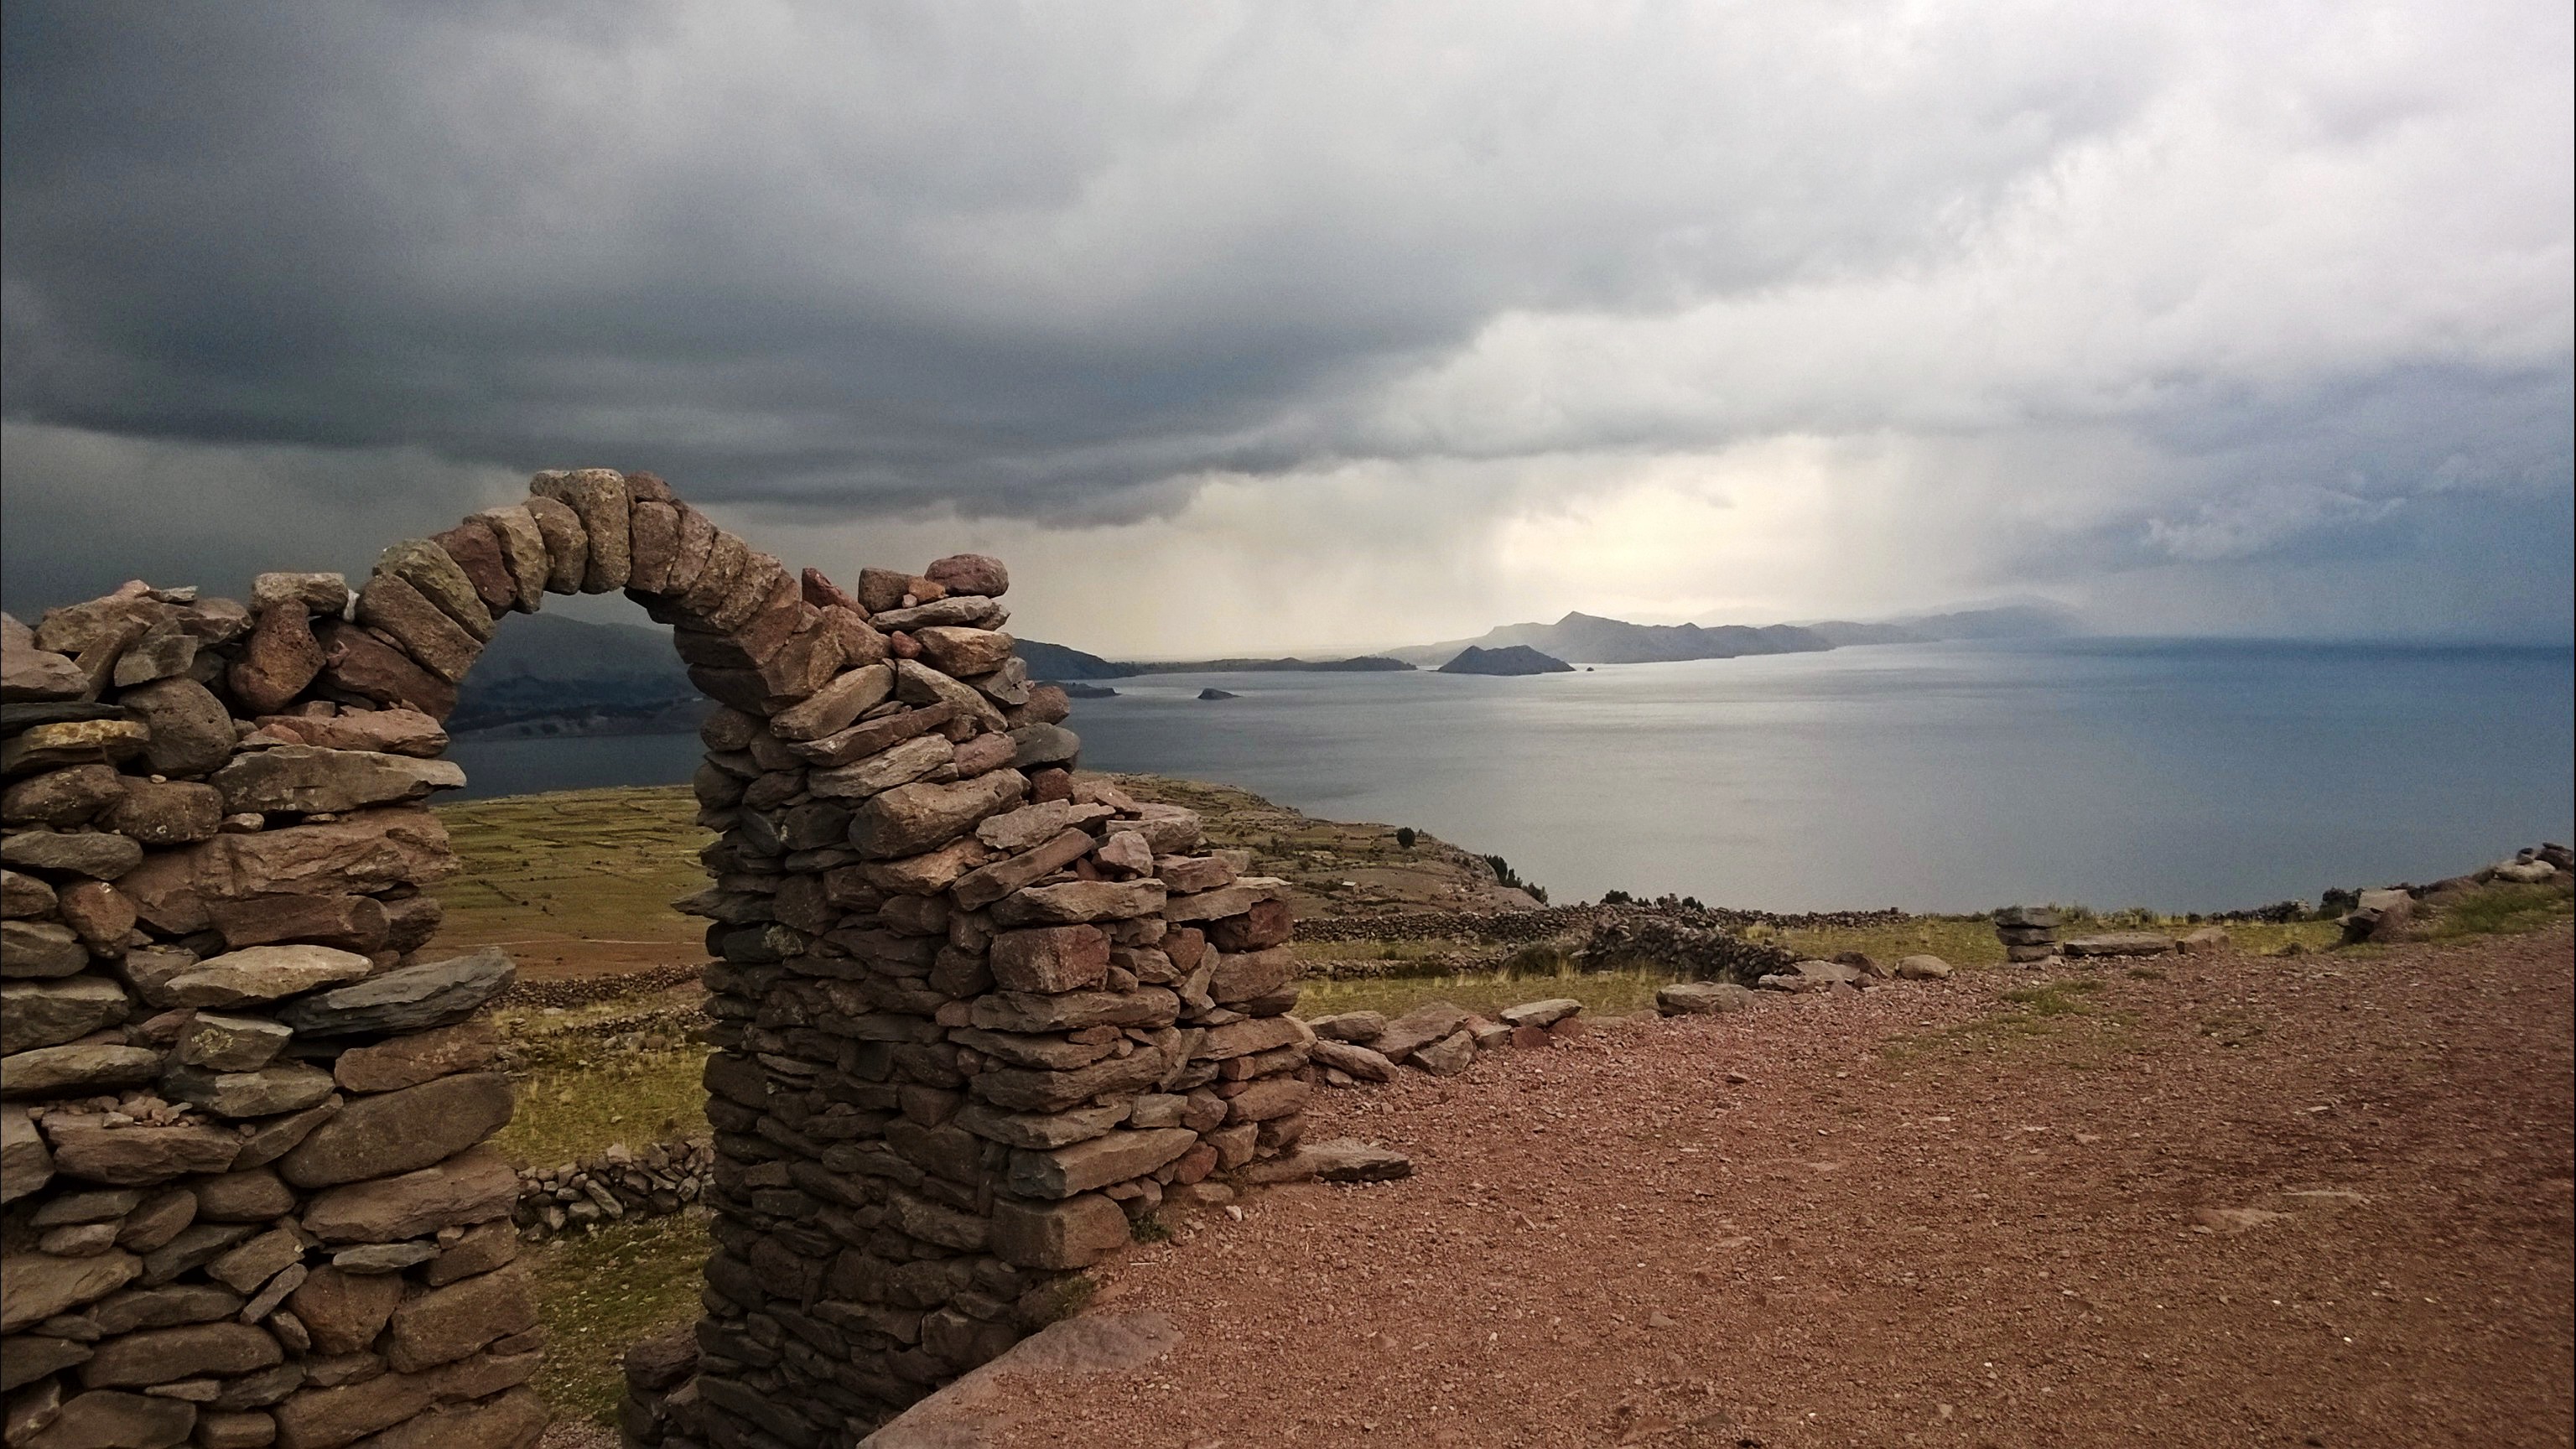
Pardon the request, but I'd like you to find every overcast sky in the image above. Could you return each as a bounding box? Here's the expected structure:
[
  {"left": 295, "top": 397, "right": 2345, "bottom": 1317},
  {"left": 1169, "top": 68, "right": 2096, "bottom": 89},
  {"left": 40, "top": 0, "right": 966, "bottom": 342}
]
[{"left": 3, "top": 1, "right": 2568, "bottom": 654}]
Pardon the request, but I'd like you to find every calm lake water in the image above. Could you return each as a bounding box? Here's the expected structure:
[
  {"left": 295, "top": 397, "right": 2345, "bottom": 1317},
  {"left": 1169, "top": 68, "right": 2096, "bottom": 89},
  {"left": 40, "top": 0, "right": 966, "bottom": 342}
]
[{"left": 450, "top": 640, "right": 2575, "bottom": 914}]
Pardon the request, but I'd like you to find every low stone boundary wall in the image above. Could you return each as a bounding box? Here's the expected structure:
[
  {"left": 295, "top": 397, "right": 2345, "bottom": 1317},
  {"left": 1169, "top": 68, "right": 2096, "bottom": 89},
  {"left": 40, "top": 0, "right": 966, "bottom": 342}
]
[{"left": 513, "top": 1140, "right": 712, "bottom": 1240}]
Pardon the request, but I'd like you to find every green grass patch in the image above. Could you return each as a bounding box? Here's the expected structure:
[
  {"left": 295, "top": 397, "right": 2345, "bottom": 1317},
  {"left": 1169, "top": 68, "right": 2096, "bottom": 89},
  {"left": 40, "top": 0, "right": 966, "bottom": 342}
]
[
  {"left": 530, "top": 1211, "right": 712, "bottom": 1424},
  {"left": 496, "top": 1051, "right": 709, "bottom": 1170},
  {"left": 431, "top": 786, "right": 709, "bottom": 947},
  {"left": 1886, "top": 975, "right": 2133, "bottom": 1065},
  {"left": 2428, "top": 881, "right": 2575, "bottom": 939},
  {"left": 1296, "top": 964, "right": 1677, "bottom": 1021},
  {"left": 1768, "top": 916, "right": 2007, "bottom": 968}
]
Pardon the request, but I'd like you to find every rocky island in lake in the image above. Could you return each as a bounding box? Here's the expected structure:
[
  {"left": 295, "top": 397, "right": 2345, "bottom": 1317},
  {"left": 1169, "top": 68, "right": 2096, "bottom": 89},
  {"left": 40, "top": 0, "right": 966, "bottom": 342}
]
[{"left": 1440, "top": 643, "right": 1575, "bottom": 676}]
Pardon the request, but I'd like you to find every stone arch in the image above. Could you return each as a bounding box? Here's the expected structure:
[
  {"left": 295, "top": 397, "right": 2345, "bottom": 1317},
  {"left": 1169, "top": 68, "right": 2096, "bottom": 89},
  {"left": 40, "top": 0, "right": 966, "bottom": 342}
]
[{"left": 2, "top": 468, "right": 1308, "bottom": 1449}]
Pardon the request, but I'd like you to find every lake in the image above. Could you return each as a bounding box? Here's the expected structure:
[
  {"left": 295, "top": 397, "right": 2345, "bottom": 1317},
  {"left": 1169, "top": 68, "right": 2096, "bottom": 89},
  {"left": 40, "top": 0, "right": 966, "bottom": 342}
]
[{"left": 449, "top": 639, "right": 2576, "bottom": 914}]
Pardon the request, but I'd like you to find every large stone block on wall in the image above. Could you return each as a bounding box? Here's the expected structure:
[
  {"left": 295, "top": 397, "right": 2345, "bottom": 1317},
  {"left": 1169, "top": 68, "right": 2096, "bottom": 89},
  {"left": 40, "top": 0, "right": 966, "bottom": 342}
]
[
  {"left": 161, "top": 946, "right": 375, "bottom": 1009},
  {"left": 1, "top": 977, "right": 133, "bottom": 1055},
  {"left": 312, "top": 621, "right": 458, "bottom": 719},
  {"left": 117, "top": 809, "right": 454, "bottom": 936},
  {"left": 278, "top": 1072, "right": 513, "bottom": 1187},
  {"left": 299, "top": 1146, "right": 517, "bottom": 1244},
  {"left": 847, "top": 771, "right": 1027, "bottom": 860},
  {"left": 22, "top": 1389, "right": 196, "bottom": 1449},
  {"left": 382, "top": 1261, "right": 535, "bottom": 1372},
  {"left": 44, "top": 1119, "right": 242, "bottom": 1187},
  {"left": 1003, "top": 1128, "right": 1197, "bottom": 1200},
  {"left": 0, "top": 1247, "right": 140, "bottom": 1332},
  {"left": 986, "top": 926, "right": 1109, "bottom": 994},
  {"left": 210, "top": 746, "right": 465, "bottom": 814},
  {"left": 276, "top": 948, "right": 512, "bottom": 1037},
  {"left": 989, "top": 880, "right": 1166, "bottom": 927},
  {"left": 989, "top": 1193, "right": 1130, "bottom": 1270}
]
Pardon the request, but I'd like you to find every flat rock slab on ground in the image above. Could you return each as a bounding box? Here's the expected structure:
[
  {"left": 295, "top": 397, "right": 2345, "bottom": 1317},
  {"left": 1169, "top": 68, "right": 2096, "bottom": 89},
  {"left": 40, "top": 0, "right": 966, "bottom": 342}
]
[{"left": 934, "top": 926, "right": 2574, "bottom": 1447}]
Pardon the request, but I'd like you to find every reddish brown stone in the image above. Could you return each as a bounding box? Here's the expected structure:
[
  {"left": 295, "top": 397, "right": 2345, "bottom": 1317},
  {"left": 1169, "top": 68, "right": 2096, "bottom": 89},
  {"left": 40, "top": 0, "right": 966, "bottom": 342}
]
[
  {"left": 313, "top": 622, "right": 456, "bottom": 719},
  {"left": 988, "top": 925, "right": 1110, "bottom": 994},
  {"left": 818, "top": 605, "right": 888, "bottom": 669},
  {"left": 206, "top": 895, "right": 390, "bottom": 953},
  {"left": 331, "top": 1021, "right": 496, "bottom": 1093},
  {"left": 55, "top": 880, "right": 138, "bottom": 948},
  {"left": 1208, "top": 898, "right": 1293, "bottom": 952},
  {"left": 800, "top": 568, "right": 861, "bottom": 613},
  {"left": 229, "top": 608, "right": 326, "bottom": 716},
  {"left": 626, "top": 502, "right": 681, "bottom": 593},
  {"left": 924, "top": 553, "right": 1009, "bottom": 599},
  {"left": 427, "top": 527, "right": 517, "bottom": 615},
  {"left": 382, "top": 1262, "right": 534, "bottom": 1373},
  {"left": 352, "top": 577, "right": 478, "bottom": 685}
]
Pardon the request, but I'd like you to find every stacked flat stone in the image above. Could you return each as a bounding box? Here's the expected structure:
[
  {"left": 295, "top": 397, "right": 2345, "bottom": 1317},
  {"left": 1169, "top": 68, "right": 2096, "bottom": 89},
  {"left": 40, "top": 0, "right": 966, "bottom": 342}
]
[
  {"left": 5, "top": 568, "right": 545, "bottom": 1447},
  {"left": 647, "top": 560, "right": 1313, "bottom": 1449},
  {"left": 1992, "top": 906, "right": 2059, "bottom": 963},
  {"left": 4, "top": 470, "right": 786, "bottom": 1449}
]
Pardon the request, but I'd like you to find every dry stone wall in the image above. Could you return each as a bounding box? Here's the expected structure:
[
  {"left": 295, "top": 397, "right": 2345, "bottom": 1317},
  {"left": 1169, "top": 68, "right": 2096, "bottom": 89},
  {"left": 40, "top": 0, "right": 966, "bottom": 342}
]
[{"left": 1, "top": 467, "right": 1309, "bottom": 1449}]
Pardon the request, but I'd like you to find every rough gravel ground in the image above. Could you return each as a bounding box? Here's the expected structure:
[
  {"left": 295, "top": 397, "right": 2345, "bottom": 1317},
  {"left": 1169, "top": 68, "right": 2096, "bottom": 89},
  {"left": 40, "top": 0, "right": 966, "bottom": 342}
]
[{"left": 969, "top": 926, "right": 2575, "bottom": 1447}]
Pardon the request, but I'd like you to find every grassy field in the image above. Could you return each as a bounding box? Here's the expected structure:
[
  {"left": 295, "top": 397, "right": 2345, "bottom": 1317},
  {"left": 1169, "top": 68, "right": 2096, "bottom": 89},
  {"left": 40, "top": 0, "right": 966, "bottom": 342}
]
[
  {"left": 497, "top": 1049, "right": 709, "bottom": 1171},
  {"left": 528, "top": 1212, "right": 713, "bottom": 1423},
  {"left": 431, "top": 787, "right": 710, "bottom": 978}
]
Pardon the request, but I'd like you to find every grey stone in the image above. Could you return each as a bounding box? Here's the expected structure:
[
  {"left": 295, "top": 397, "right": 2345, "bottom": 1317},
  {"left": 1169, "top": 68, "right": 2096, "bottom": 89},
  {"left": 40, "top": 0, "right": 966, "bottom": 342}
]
[
  {"left": 991, "top": 879, "right": 1166, "bottom": 927},
  {"left": 767, "top": 664, "right": 893, "bottom": 741},
  {"left": 43, "top": 1119, "right": 241, "bottom": 1187},
  {"left": 22, "top": 1389, "right": 195, "bottom": 1449},
  {"left": 3, "top": 1104, "right": 54, "bottom": 1202},
  {"left": 1307, "top": 1038, "right": 1395, "bottom": 1083},
  {"left": 162, "top": 1062, "right": 336, "bottom": 1119},
  {"left": 1, "top": 721, "right": 149, "bottom": 776},
  {"left": 2059, "top": 932, "right": 2176, "bottom": 958},
  {"left": 1410, "top": 1029, "right": 1475, "bottom": 1076},
  {"left": 1306, "top": 1010, "right": 1386, "bottom": 1045},
  {"left": 210, "top": 749, "right": 464, "bottom": 815},
  {"left": 248, "top": 574, "right": 350, "bottom": 617},
  {"left": 1006, "top": 723, "right": 1080, "bottom": 770},
  {"left": 2, "top": 833, "right": 143, "bottom": 882},
  {"left": 0, "top": 1250, "right": 142, "bottom": 1333},
  {"left": 808, "top": 734, "right": 952, "bottom": 802},
  {"left": 371, "top": 542, "right": 493, "bottom": 642},
  {"left": 1498, "top": 998, "right": 1581, "bottom": 1029},
  {"left": 279, "top": 1073, "right": 513, "bottom": 1188},
  {"left": 847, "top": 770, "right": 1026, "bottom": 859},
  {"left": 117, "top": 680, "right": 234, "bottom": 779},
  {"left": 175, "top": 1013, "right": 294, "bottom": 1071},
  {"left": 275, "top": 949, "right": 512, "bottom": 1037},
  {"left": 299, "top": 1140, "right": 517, "bottom": 1243},
  {"left": 0, "top": 978, "right": 132, "bottom": 1054},
  {"left": 1, "top": 1043, "right": 163, "bottom": 1096},
  {"left": 1654, "top": 981, "right": 1757, "bottom": 1015},
  {"left": 1303, "top": 1139, "right": 1413, "bottom": 1182},
  {"left": 160, "top": 947, "right": 374, "bottom": 1009},
  {"left": 1372, "top": 1002, "right": 1472, "bottom": 1062}
]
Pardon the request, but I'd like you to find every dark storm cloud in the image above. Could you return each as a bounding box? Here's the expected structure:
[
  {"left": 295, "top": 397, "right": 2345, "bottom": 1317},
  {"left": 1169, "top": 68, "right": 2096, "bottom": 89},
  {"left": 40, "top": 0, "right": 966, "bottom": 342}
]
[{"left": 2, "top": 0, "right": 2568, "bottom": 645}]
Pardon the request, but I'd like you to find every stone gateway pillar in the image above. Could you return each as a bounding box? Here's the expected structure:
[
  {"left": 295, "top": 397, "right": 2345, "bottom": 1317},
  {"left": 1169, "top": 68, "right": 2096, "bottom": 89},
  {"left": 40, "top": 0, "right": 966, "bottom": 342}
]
[{"left": 1, "top": 469, "right": 1309, "bottom": 1449}]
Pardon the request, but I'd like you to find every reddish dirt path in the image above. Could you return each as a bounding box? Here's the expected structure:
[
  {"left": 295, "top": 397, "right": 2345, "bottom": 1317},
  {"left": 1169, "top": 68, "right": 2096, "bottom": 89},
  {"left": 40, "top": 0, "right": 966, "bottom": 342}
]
[{"left": 972, "top": 927, "right": 2576, "bottom": 1447}]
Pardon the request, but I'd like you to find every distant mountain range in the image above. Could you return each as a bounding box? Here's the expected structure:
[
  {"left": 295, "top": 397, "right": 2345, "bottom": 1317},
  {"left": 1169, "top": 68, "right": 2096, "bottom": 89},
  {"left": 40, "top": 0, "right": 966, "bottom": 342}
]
[
  {"left": 449, "top": 615, "right": 700, "bottom": 736},
  {"left": 449, "top": 601, "right": 2080, "bottom": 736},
  {"left": 1386, "top": 603, "right": 2074, "bottom": 667}
]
